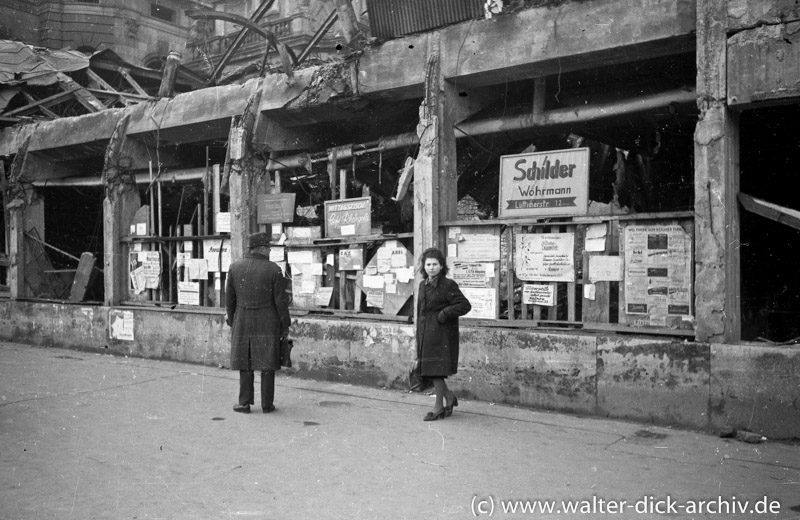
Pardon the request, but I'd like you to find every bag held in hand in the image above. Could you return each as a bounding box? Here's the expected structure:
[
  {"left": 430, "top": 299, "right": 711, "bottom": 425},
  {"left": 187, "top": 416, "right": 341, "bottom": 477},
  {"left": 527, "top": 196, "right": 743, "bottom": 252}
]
[
  {"left": 408, "top": 359, "right": 432, "bottom": 392},
  {"left": 280, "top": 338, "right": 294, "bottom": 368}
]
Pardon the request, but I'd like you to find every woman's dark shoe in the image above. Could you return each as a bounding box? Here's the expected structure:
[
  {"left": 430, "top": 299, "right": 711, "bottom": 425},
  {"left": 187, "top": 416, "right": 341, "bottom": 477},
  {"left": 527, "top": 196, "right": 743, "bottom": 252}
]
[
  {"left": 423, "top": 409, "right": 446, "bottom": 421},
  {"left": 233, "top": 404, "right": 251, "bottom": 414},
  {"left": 445, "top": 395, "right": 459, "bottom": 417},
  {"left": 262, "top": 405, "right": 276, "bottom": 413}
]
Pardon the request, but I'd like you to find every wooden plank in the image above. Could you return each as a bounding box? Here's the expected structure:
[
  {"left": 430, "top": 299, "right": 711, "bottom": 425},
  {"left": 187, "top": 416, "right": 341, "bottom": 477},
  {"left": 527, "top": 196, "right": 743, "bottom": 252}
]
[
  {"left": 581, "top": 223, "right": 611, "bottom": 324},
  {"left": 739, "top": 192, "right": 800, "bottom": 232},
  {"left": 584, "top": 322, "right": 695, "bottom": 338},
  {"left": 69, "top": 252, "right": 97, "bottom": 302},
  {"left": 56, "top": 72, "right": 105, "bottom": 113},
  {"left": 4, "top": 91, "right": 74, "bottom": 116},
  {"left": 86, "top": 68, "right": 118, "bottom": 92},
  {"left": 118, "top": 68, "right": 149, "bottom": 96},
  {"left": 22, "top": 92, "right": 59, "bottom": 118}
]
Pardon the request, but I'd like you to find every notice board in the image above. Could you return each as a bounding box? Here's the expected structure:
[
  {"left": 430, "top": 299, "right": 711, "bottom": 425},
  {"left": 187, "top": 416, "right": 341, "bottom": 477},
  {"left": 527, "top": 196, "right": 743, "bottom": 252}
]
[
  {"left": 445, "top": 225, "right": 500, "bottom": 319},
  {"left": 355, "top": 240, "right": 414, "bottom": 315},
  {"left": 324, "top": 197, "right": 371, "bottom": 238},
  {"left": 619, "top": 221, "right": 694, "bottom": 330}
]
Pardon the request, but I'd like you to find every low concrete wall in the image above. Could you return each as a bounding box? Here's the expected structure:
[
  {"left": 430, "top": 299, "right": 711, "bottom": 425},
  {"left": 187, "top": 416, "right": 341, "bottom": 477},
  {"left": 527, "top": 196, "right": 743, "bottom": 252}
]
[{"left": 2, "top": 300, "right": 798, "bottom": 439}]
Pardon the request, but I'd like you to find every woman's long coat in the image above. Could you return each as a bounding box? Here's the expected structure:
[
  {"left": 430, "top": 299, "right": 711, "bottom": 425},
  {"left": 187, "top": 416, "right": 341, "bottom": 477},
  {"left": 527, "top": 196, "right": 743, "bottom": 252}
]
[
  {"left": 416, "top": 276, "right": 471, "bottom": 377},
  {"left": 225, "top": 252, "right": 291, "bottom": 371}
]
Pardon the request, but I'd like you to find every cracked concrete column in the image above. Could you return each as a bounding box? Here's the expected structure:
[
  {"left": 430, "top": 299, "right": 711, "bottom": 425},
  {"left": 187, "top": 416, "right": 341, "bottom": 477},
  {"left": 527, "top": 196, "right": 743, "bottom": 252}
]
[
  {"left": 694, "top": 0, "right": 741, "bottom": 342},
  {"left": 103, "top": 115, "right": 141, "bottom": 306},
  {"left": 413, "top": 34, "right": 459, "bottom": 262}
]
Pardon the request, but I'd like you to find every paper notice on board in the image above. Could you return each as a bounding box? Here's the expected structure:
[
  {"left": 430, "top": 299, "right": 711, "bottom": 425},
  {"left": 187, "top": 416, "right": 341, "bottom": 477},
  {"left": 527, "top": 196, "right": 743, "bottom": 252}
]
[
  {"left": 300, "top": 279, "right": 316, "bottom": 294},
  {"left": 448, "top": 227, "right": 461, "bottom": 239},
  {"left": 215, "top": 212, "right": 231, "bottom": 233},
  {"left": 287, "top": 250, "right": 313, "bottom": 264},
  {"left": 269, "top": 247, "right": 285, "bottom": 262},
  {"left": 314, "top": 287, "right": 333, "bottom": 306},
  {"left": 456, "top": 234, "right": 500, "bottom": 261},
  {"left": 366, "top": 289, "right": 384, "bottom": 308},
  {"left": 588, "top": 256, "right": 623, "bottom": 282},
  {"left": 108, "top": 310, "right": 134, "bottom": 341},
  {"left": 186, "top": 258, "right": 208, "bottom": 280},
  {"left": 447, "top": 243, "right": 457, "bottom": 258},
  {"left": 308, "top": 263, "right": 324, "bottom": 276},
  {"left": 130, "top": 267, "right": 146, "bottom": 294},
  {"left": 396, "top": 267, "right": 413, "bottom": 284},
  {"left": 178, "top": 281, "right": 200, "bottom": 305},
  {"left": 515, "top": 233, "right": 575, "bottom": 282},
  {"left": 377, "top": 258, "right": 391, "bottom": 273},
  {"left": 340, "top": 224, "right": 356, "bottom": 236},
  {"left": 522, "top": 284, "right": 555, "bottom": 306},
  {"left": 326, "top": 253, "right": 334, "bottom": 266},
  {"left": 385, "top": 283, "right": 397, "bottom": 294},
  {"left": 585, "top": 237, "right": 606, "bottom": 252},
  {"left": 624, "top": 224, "right": 692, "bottom": 319},
  {"left": 390, "top": 251, "right": 407, "bottom": 268},
  {"left": 461, "top": 288, "right": 496, "bottom": 319},
  {"left": 363, "top": 274, "right": 384, "bottom": 289},
  {"left": 584, "top": 283, "right": 596, "bottom": 301}
]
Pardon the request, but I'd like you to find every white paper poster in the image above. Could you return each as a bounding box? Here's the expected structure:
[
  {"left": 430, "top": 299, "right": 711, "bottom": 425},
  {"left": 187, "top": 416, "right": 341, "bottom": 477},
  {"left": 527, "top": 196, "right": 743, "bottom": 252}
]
[
  {"left": 108, "top": 309, "right": 134, "bottom": 341},
  {"left": 203, "top": 239, "right": 231, "bottom": 273},
  {"left": 287, "top": 250, "right": 313, "bottom": 264},
  {"left": 515, "top": 233, "right": 575, "bottom": 282},
  {"left": 461, "top": 288, "right": 497, "bottom": 319},
  {"left": 588, "top": 256, "right": 623, "bottom": 282},
  {"left": 314, "top": 287, "right": 334, "bottom": 306},
  {"left": 178, "top": 281, "right": 200, "bottom": 305},
  {"left": 624, "top": 224, "right": 692, "bottom": 321},
  {"left": 522, "top": 284, "right": 555, "bottom": 306}
]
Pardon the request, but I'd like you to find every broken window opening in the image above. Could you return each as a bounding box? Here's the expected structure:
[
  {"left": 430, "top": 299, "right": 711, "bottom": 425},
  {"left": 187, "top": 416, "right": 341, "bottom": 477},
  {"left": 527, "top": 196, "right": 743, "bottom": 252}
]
[
  {"left": 125, "top": 175, "right": 230, "bottom": 308},
  {"left": 739, "top": 105, "right": 800, "bottom": 344},
  {"left": 271, "top": 148, "right": 414, "bottom": 319}
]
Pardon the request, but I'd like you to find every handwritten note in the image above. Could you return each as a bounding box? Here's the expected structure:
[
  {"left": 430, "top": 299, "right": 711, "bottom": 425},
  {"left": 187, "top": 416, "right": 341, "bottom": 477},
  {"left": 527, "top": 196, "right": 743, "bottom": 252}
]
[{"left": 522, "top": 284, "right": 555, "bottom": 306}]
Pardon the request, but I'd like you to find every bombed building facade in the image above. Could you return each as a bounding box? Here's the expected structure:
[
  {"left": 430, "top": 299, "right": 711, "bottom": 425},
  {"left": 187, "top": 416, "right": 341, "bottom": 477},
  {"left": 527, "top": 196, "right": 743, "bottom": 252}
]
[{"left": 0, "top": 0, "right": 799, "bottom": 438}]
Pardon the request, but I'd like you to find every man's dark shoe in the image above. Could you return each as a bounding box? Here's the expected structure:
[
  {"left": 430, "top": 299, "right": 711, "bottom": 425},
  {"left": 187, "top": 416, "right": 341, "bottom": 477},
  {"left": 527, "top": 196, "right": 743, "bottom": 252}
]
[
  {"left": 262, "top": 405, "right": 276, "bottom": 413},
  {"left": 233, "top": 404, "right": 251, "bottom": 414}
]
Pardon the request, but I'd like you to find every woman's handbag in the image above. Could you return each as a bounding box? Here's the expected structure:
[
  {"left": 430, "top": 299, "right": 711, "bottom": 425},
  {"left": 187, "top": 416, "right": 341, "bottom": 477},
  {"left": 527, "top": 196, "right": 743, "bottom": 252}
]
[
  {"left": 280, "top": 338, "right": 294, "bottom": 368},
  {"left": 408, "top": 359, "right": 432, "bottom": 392}
]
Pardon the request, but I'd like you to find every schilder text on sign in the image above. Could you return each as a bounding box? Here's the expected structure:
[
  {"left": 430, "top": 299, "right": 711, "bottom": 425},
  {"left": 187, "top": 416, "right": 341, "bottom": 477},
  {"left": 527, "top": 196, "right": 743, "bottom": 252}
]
[{"left": 498, "top": 147, "right": 589, "bottom": 218}]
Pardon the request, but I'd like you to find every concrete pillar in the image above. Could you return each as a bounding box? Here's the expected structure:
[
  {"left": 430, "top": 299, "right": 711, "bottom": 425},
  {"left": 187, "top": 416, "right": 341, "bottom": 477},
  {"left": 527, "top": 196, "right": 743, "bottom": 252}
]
[
  {"left": 695, "top": 0, "right": 741, "bottom": 342},
  {"left": 8, "top": 194, "right": 44, "bottom": 299},
  {"left": 413, "top": 34, "right": 460, "bottom": 260},
  {"left": 228, "top": 166, "right": 258, "bottom": 263},
  {"left": 226, "top": 79, "right": 266, "bottom": 262},
  {"left": 103, "top": 115, "right": 141, "bottom": 306}
]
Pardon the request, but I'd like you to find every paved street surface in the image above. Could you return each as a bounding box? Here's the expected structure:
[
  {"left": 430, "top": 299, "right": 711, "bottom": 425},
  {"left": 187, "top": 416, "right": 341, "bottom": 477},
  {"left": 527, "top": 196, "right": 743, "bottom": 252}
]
[{"left": 1, "top": 340, "right": 798, "bottom": 520}]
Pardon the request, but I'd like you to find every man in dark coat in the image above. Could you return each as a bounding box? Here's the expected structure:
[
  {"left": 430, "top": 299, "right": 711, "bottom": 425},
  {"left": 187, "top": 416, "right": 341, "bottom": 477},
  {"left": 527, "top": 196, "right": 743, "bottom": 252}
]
[{"left": 225, "top": 232, "right": 291, "bottom": 414}]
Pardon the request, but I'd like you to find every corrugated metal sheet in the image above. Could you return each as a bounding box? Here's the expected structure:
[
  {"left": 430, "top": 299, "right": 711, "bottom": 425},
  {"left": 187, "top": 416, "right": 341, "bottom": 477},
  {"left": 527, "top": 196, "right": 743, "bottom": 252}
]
[{"left": 366, "top": 0, "right": 483, "bottom": 40}]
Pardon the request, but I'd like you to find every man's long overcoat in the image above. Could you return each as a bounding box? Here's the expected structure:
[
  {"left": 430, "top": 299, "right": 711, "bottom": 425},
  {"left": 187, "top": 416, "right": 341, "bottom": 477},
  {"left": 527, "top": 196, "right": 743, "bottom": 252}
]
[
  {"left": 416, "top": 276, "right": 471, "bottom": 377},
  {"left": 225, "top": 252, "right": 291, "bottom": 371}
]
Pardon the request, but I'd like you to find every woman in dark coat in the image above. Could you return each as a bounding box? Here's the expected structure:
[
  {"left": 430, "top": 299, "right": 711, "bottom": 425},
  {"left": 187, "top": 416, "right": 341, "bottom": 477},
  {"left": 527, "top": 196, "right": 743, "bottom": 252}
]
[{"left": 416, "top": 247, "right": 471, "bottom": 421}]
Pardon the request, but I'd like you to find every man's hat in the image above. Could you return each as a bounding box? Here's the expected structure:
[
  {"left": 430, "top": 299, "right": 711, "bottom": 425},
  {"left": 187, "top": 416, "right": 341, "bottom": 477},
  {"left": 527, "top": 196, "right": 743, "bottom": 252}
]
[{"left": 247, "top": 232, "right": 271, "bottom": 249}]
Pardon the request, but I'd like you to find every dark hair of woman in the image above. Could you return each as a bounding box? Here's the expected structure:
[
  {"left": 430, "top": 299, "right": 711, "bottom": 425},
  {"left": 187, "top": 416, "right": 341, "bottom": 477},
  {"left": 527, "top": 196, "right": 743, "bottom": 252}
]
[{"left": 418, "top": 247, "right": 449, "bottom": 278}]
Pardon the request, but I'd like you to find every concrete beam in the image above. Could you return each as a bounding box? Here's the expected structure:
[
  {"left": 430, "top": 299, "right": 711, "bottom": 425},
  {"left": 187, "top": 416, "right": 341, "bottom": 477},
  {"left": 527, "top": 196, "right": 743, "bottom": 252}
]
[
  {"left": 728, "top": 22, "right": 800, "bottom": 107},
  {"left": 0, "top": 73, "right": 313, "bottom": 157},
  {"left": 357, "top": 0, "right": 696, "bottom": 98},
  {"left": 727, "top": 0, "right": 800, "bottom": 31}
]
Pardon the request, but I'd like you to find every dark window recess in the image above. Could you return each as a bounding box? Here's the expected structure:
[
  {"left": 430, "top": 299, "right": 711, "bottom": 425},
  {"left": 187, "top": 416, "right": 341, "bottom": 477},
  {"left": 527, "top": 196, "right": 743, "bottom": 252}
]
[{"left": 150, "top": 4, "right": 176, "bottom": 23}]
